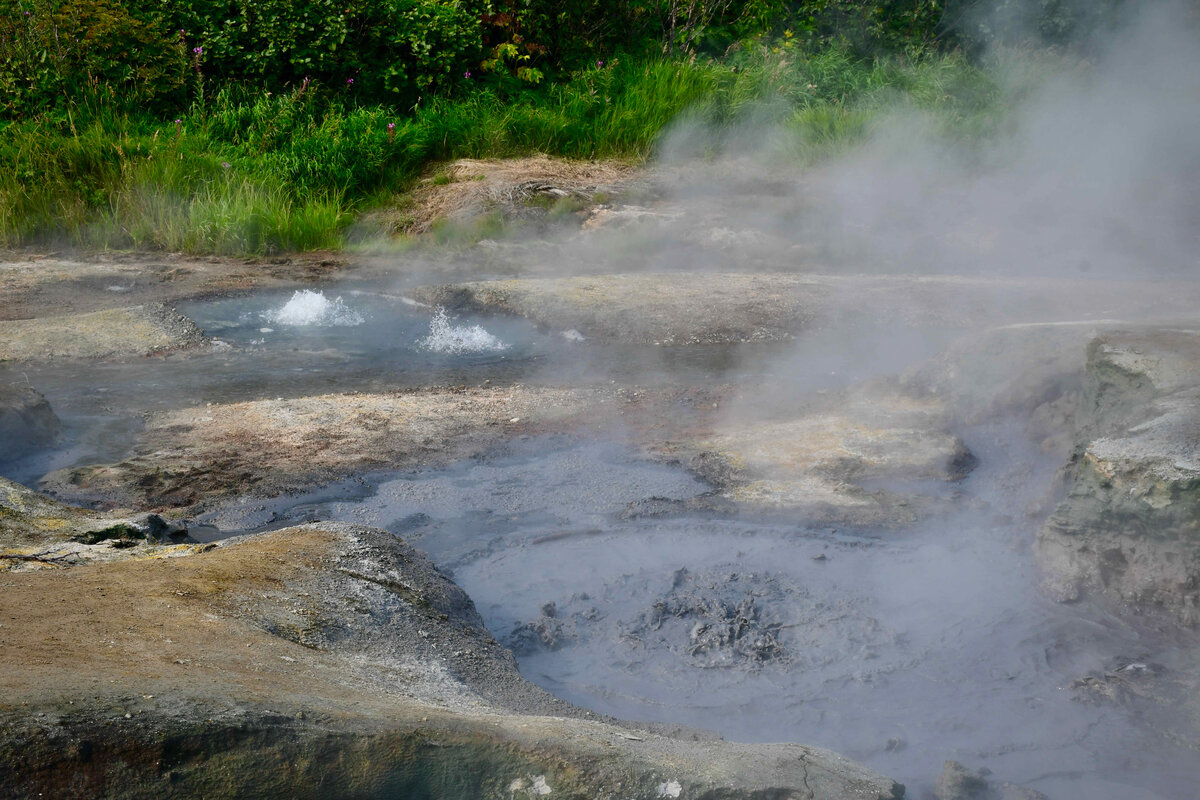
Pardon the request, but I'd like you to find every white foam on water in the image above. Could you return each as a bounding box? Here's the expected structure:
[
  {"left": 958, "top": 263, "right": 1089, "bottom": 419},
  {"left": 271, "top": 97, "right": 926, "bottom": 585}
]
[
  {"left": 263, "top": 290, "right": 364, "bottom": 327},
  {"left": 417, "top": 307, "right": 508, "bottom": 354}
]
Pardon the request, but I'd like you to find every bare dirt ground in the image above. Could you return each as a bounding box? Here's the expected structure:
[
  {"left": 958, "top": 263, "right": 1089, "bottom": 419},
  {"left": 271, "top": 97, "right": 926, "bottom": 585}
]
[
  {"left": 371, "top": 154, "right": 639, "bottom": 235},
  {"left": 38, "top": 385, "right": 609, "bottom": 512},
  {"left": 0, "top": 250, "right": 353, "bottom": 322}
]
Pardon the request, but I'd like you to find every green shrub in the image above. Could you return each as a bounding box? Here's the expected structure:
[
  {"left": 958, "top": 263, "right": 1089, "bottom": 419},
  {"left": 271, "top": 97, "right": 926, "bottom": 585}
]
[
  {"left": 178, "top": 0, "right": 488, "bottom": 108},
  {"left": 0, "top": 0, "right": 188, "bottom": 117}
]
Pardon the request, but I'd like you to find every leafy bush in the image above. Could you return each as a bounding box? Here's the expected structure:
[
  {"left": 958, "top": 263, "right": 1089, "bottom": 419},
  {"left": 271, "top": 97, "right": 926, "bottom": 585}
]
[
  {"left": 0, "top": 0, "right": 188, "bottom": 117},
  {"left": 175, "top": 0, "right": 488, "bottom": 108}
]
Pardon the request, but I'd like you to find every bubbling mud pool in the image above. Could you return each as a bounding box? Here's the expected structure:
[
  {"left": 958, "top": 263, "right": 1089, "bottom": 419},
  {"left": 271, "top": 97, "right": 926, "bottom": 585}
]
[{"left": 201, "top": 431, "right": 1200, "bottom": 800}]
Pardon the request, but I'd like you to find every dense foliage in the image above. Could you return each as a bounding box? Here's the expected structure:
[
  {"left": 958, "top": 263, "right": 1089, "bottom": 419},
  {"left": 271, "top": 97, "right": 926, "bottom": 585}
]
[
  {"left": 0, "top": 0, "right": 1141, "bottom": 253},
  {"left": 2, "top": 0, "right": 1140, "bottom": 120},
  {"left": 0, "top": 0, "right": 999, "bottom": 119},
  {"left": 0, "top": 45, "right": 1000, "bottom": 252}
]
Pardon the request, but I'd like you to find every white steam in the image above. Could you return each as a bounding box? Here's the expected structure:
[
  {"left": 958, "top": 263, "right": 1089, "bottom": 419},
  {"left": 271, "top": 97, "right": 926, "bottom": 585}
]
[{"left": 640, "top": 1, "right": 1200, "bottom": 282}]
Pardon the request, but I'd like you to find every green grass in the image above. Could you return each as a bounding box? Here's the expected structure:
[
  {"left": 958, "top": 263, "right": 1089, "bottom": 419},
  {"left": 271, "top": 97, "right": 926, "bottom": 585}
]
[{"left": 0, "top": 44, "right": 1003, "bottom": 255}]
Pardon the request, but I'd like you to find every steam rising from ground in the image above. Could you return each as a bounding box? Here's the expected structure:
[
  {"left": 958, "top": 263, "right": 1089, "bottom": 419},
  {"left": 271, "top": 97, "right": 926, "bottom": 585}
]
[
  {"left": 641, "top": 2, "right": 1200, "bottom": 282},
  {"left": 367, "top": 5, "right": 1200, "bottom": 797}
]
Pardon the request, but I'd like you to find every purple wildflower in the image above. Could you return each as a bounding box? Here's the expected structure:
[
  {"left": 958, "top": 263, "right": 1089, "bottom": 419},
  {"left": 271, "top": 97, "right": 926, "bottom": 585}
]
[
  {"left": 222, "top": 162, "right": 231, "bottom": 169},
  {"left": 192, "top": 46, "right": 203, "bottom": 55},
  {"left": 347, "top": 78, "right": 354, "bottom": 85},
  {"left": 597, "top": 60, "right": 603, "bottom": 68},
  {"left": 464, "top": 70, "right": 471, "bottom": 79},
  {"left": 387, "top": 122, "right": 396, "bottom": 130}
]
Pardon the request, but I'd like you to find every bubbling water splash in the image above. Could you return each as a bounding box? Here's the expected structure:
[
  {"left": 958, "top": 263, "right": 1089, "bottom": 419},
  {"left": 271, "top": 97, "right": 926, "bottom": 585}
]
[
  {"left": 418, "top": 307, "right": 508, "bottom": 354},
  {"left": 263, "top": 290, "right": 364, "bottom": 327}
]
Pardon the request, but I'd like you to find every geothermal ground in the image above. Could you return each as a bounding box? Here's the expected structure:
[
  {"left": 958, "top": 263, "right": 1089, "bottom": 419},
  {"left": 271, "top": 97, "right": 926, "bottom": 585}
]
[{"left": 4, "top": 154, "right": 1200, "bottom": 800}]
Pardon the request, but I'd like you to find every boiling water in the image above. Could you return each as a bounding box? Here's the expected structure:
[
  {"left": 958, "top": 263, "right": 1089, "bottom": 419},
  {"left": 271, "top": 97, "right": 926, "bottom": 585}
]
[
  {"left": 262, "top": 289, "right": 366, "bottom": 327},
  {"left": 418, "top": 307, "right": 509, "bottom": 354}
]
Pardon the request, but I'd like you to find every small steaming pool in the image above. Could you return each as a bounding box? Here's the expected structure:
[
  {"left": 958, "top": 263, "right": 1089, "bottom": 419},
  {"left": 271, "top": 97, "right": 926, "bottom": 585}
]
[
  {"left": 0, "top": 289, "right": 556, "bottom": 485},
  {"left": 0, "top": 284, "right": 958, "bottom": 488},
  {"left": 178, "top": 288, "right": 542, "bottom": 364}
]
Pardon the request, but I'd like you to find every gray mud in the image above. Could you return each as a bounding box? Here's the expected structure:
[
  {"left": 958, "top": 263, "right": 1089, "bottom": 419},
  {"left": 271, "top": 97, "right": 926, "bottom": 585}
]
[{"left": 200, "top": 425, "right": 1200, "bottom": 799}]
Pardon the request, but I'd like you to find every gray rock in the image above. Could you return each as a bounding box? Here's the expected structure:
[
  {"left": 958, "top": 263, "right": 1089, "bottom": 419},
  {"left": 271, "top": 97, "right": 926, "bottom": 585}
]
[
  {"left": 934, "top": 761, "right": 992, "bottom": 800},
  {"left": 1035, "top": 329, "right": 1200, "bottom": 623},
  {"left": 934, "top": 761, "right": 1048, "bottom": 800},
  {"left": 0, "top": 385, "right": 60, "bottom": 459}
]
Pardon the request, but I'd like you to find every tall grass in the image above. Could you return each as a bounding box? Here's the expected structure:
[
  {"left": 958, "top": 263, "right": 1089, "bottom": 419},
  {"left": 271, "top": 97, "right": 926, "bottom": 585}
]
[{"left": 0, "top": 45, "right": 1001, "bottom": 255}]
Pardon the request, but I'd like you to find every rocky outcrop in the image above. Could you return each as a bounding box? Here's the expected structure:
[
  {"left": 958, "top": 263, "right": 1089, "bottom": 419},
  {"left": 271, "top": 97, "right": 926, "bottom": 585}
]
[
  {"left": 376, "top": 155, "right": 637, "bottom": 235},
  {"left": 0, "top": 385, "right": 61, "bottom": 459},
  {"left": 1, "top": 476, "right": 209, "bottom": 571},
  {"left": 0, "top": 304, "right": 205, "bottom": 362},
  {"left": 0, "top": 517, "right": 904, "bottom": 800},
  {"left": 1036, "top": 329, "right": 1200, "bottom": 623}
]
